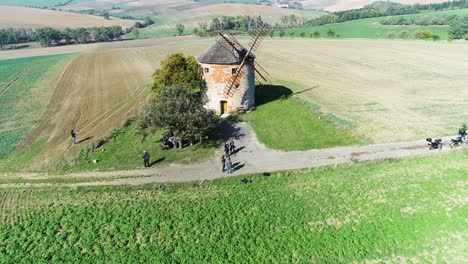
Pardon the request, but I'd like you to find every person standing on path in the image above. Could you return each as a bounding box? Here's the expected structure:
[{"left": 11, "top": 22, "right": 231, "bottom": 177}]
[
  {"left": 224, "top": 142, "right": 230, "bottom": 157},
  {"left": 220, "top": 155, "right": 226, "bottom": 173},
  {"left": 229, "top": 140, "right": 236, "bottom": 156},
  {"left": 226, "top": 157, "right": 232, "bottom": 174},
  {"left": 142, "top": 150, "right": 150, "bottom": 168},
  {"left": 70, "top": 129, "right": 76, "bottom": 145}
]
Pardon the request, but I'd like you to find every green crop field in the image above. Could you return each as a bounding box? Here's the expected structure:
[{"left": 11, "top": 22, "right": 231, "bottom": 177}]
[
  {"left": 243, "top": 82, "right": 362, "bottom": 150},
  {"left": 0, "top": 150, "right": 466, "bottom": 262},
  {"left": 0, "top": 54, "right": 75, "bottom": 159},
  {"left": 282, "top": 8, "right": 468, "bottom": 40}
]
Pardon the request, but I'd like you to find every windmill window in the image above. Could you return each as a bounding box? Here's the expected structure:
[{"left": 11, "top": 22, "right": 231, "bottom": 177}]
[
  {"left": 232, "top": 68, "right": 237, "bottom": 75},
  {"left": 204, "top": 67, "right": 210, "bottom": 74}
]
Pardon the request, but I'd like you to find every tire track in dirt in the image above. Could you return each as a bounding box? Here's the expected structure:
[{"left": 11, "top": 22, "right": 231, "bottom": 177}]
[{"left": 22, "top": 49, "right": 154, "bottom": 167}]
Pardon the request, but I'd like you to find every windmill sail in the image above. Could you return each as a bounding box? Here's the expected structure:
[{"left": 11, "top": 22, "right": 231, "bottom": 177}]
[{"left": 222, "top": 24, "right": 268, "bottom": 97}]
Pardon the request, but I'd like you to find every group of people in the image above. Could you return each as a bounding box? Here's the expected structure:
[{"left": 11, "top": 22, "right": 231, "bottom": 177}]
[
  {"left": 161, "top": 131, "right": 178, "bottom": 149},
  {"left": 220, "top": 140, "right": 237, "bottom": 174}
]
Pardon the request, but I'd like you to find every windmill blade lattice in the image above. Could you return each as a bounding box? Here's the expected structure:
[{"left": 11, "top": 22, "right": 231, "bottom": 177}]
[{"left": 223, "top": 24, "right": 268, "bottom": 97}]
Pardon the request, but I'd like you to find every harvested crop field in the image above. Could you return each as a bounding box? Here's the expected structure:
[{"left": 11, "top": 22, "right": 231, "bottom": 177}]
[
  {"left": 0, "top": 6, "right": 136, "bottom": 29},
  {"left": 255, "top": 38, "right": 468, "bottom": 142},
  {"left": 19, "top": 50, "right": 154, "bottom": 167}
]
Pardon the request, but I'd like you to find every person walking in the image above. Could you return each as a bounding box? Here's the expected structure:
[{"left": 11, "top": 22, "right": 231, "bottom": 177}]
[
  {"left": 70, "top": 129, "right": 76, "bottom": 145},
  {"left": 229, "top": 140, "right": 236, "bottom": 156},
  {"left": 226, "top": 157, "right": 232, "bottom": 174},
  {"left": 220, "top": 155, "right": 226, "bottom": 173},
  {"left": 142, "top": 150, "right": 150, "bottom": 168},
  {"left": 224, "top": 142, "right": 230, "bottom": 157}
]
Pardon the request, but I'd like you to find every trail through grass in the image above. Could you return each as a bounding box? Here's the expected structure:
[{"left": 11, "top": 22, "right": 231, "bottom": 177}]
[{"left": 0, "top": 150, "right": 466, "bottom": 262}]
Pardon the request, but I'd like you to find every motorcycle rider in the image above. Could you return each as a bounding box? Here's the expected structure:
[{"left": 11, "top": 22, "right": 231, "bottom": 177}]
[{"left": 459, "top": 123, "right": 467, "bottom": 141}]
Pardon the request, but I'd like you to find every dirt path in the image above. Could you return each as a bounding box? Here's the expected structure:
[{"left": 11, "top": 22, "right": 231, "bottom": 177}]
[{"left": 1, "top": 122, "right": 460, "bottom": 188}]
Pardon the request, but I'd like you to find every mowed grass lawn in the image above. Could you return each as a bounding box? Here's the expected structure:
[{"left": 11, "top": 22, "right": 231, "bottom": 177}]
[
  {"left": 0, "top": 54, "right": 75, "bottom": 159},
  {"left": 57, "top": 122, "right": 217, "bottom": 172},
  {"left": 0, "top": 150, "right": 466, "bottom": 262},
  {"left": 283, "top": 8, "right": 468, "bottom": 40},
  {"left": 243, "top": 84, "right": 361, "bottom": 150}
]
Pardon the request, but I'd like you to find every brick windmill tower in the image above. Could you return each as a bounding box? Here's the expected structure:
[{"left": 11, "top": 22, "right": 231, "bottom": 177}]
[{"left": 197, "top": 25, "right": 269, "bottom": 115}]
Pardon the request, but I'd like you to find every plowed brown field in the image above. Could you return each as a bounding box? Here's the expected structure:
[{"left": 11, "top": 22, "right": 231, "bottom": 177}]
[{"left": 23, "top": 49, "right": 154, "bottom": 166}]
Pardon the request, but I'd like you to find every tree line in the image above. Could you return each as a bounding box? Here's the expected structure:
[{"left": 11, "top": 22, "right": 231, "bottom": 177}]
[
  {"left": 306, "top": 0, "right": 468, "bottom": 26},
  {"left": 192, "top": 15, "right": 268, "bottom": 37},
  {"left": 0, "top": 26, "right": 123, "bottom": 49},
  {"left": 379, "top": 14, "right": 468, "bottom": 40},
  {"left": 379, "top": 15, "right": 455, "bottom": 25}
]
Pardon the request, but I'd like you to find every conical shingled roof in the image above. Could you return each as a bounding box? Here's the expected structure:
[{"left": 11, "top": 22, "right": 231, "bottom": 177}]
[{"left": 197, "top": 36, "right": 255, "bottom": 65}]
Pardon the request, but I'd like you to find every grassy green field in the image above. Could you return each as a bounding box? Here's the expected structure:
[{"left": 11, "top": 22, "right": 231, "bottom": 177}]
[
  {"left": 0, "top": 54, "right": 75, "bottom": 159},
  {"left": 243, "top": 83, "right": 362, "bottom": 150},
  {"left": 282, "top": 8, "right": 468, "bottom": 40},
  {"left": 0, "top": 150, "right": 466, "bottom": 262},
  {"left": 54, "top": 122, "right": 217, "bottom": 172}
]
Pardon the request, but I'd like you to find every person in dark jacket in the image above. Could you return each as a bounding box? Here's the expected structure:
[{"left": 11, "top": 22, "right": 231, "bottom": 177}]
[
  {"left": 224, "top": 142, "right": 230, "bottom": 157},
  {"left": 70, "top": 129, "right": 76, "bottom": 145},
  {"left": 229, "top": 140, "right": 236, "bottom": 156},
  {"left": 142, "top": 150, "right": 150, "bottom": 168},
  {"left": 220, "top": 155, "right": 226, "bottom": 173}
]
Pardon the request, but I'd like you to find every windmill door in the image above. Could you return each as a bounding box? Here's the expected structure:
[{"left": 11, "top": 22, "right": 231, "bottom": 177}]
[{"left": 220, "top": 100, "right": 227, "bottom": 115}]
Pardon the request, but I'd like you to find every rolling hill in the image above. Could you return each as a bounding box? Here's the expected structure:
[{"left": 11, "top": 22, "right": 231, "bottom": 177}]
[{"left": 0, "top": 6, "right": 136, "bottom": 29}]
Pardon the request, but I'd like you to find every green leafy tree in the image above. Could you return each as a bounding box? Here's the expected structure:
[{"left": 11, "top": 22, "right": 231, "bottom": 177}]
[
  {"left": 327, "top": 29, "right": 336, "bottom": 37},
  {"left": 299, "top": 32, "right": 306, "bottom": 37},
  {"left": 448, "top": 15, "right": 468, "bottom": 39},
  {"left": 150, "top": 53, "right": 201, "bottom": 95},
  {"left": 269, "top": 30, "right": 274, "bottom": 38},
  {"left": 399, "top": 30, "right": 410, "bottom": 39},
  {"left": 289, "top": 31, "right": 295, "bottom": 37},
  {"left": 139, "top": 84, "right": 218, "bottom": 147},
  {"left": 432, "top": 34, "right": 440, "bottom": 41},
  {"left": 143, "top": 17, "right": 154, "bottom": 27},
  {"left": 387, "top": 31, "right": 396, "bottom": 39},
  {"left": 35, "top": 27, "right": 61, "bottom": 47},
  {"left": 414, "top": 29, "right": 433, "bottom": 39},
  {"left": 279, "top": 30, "right": 285, "bottom": 37},
  {"left": 176, "top": 23, "right": 185, "bottom": 36},
  {"left": 312, "top": 31, "right": 320, "bottom": 38}
]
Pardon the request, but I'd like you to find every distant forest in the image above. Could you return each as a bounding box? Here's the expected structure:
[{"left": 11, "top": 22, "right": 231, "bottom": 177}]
[
  {"left": 0, "top": 26, "right": 123, "bottom": 49},
  {"left": 306, "top": 0, "right": 468, "bottom": 26}
]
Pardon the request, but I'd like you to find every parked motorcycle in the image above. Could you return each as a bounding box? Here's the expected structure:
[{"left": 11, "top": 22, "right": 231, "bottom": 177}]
[
  {"left": 426, "top": 138, "right": 442, "bottom": 150},
  {"left": 449, "top": 137, "right": 463, "bottom": 148}
]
